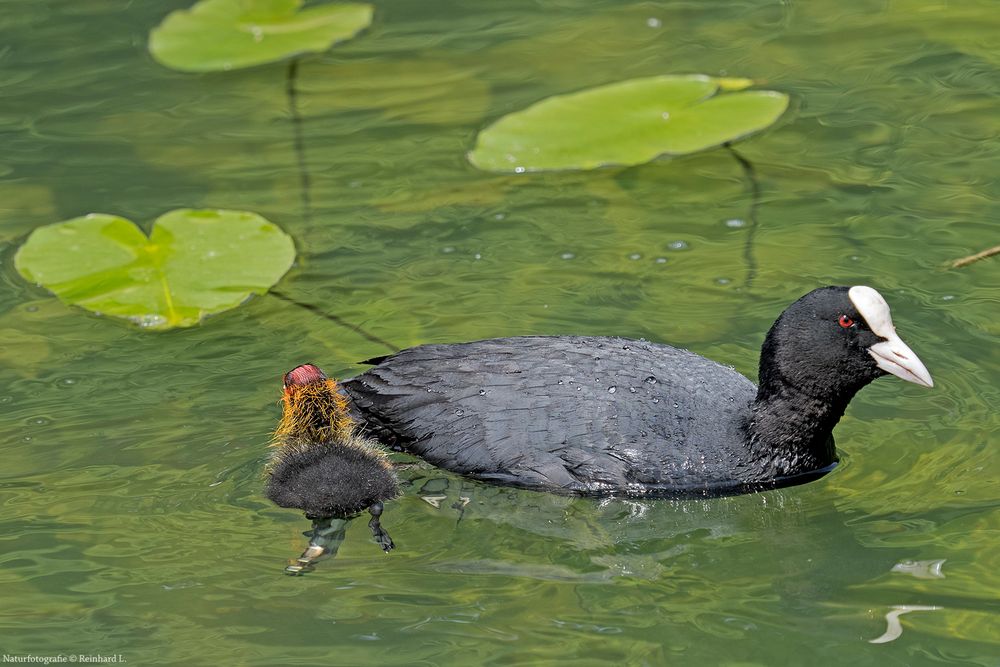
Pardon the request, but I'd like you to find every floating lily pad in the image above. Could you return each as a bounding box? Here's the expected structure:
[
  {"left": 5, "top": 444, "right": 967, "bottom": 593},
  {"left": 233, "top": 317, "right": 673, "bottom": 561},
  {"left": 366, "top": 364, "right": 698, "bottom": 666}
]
[
  {"left": 15, "top": 209, "right": 295, "bottom": 329},
  {"left": 469, "top": 75, "right": 789, "bottom": 172},
  {"left": 149, "top": 0, "right": 373, "bottom": 72}
]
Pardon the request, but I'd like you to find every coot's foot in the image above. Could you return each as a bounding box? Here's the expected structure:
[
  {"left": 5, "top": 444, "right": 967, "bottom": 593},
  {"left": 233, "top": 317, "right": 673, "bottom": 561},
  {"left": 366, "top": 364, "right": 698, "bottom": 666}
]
[
  {"left": 368, "top": 502, "right": 394, "bottom": 552},
  {"left": 284, "top": 517, "right": 348, "bottom": 576}
]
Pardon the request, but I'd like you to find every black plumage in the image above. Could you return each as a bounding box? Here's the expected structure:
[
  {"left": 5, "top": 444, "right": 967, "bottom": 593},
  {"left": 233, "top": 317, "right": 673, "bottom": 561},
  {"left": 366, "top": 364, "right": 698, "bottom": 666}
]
[
  {"left": 266, "top": 440, "right": 400, "bottom": 518},
  {"left": 264, "top": 367, "right": 400, "bottom": 555},
  {"left": 341, "top": 286, "right": 932, "bottom": 497}
]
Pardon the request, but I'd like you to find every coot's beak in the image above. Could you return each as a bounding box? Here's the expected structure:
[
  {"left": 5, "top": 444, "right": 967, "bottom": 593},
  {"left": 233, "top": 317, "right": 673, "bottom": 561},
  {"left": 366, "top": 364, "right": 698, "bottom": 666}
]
[
  {"left": 868, "top": 333, "right": 933, "bottom": 388},
  {"left": 848, "top": 285, "right": 934, "bottom": 388}
]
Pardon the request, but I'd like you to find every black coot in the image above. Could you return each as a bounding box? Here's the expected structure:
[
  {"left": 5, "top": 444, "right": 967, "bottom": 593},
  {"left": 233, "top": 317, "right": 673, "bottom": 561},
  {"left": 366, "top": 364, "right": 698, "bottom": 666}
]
[{"left": 338, "top": 285, "right": 933, "bottom": 497}]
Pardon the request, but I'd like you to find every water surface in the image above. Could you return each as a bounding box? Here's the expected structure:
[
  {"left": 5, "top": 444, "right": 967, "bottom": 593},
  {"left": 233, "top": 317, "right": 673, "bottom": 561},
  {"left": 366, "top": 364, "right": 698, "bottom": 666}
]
[{"left": 1, "top": 0, "right": 998, "bottom": 664}]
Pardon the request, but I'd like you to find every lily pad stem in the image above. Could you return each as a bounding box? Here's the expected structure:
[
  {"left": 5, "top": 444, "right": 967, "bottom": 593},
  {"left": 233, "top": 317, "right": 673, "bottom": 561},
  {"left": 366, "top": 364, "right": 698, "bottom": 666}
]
[
  {"left": 287, "top": 58, "right": 312, "bottom": 223},
  {"left": 279, "top": 58, "right": 397, "bottom": 355},
  {"left": 272, "top": 289, "right": 399, "bottom": 354},
  {"left": 723, "top": 143, "right": 760, "bottom": 290}
]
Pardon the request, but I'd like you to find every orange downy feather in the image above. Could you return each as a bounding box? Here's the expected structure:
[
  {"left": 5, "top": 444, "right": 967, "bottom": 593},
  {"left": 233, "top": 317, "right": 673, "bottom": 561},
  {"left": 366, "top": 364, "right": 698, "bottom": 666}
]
[{"left": 271, "top": 378, "right": 355, "bottom": 447}]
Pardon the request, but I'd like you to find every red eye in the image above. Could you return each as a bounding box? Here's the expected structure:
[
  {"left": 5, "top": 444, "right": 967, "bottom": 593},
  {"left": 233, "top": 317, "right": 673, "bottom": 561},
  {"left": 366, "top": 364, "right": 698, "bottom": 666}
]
[{"left": 838, "top": 315, "right": 855, "bottom": 328}]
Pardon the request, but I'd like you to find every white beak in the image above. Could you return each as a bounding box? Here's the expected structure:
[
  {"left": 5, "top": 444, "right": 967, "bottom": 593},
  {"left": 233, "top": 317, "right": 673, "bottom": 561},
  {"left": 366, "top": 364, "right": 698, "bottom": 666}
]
[
  {"left": 849, "top": 285, "right": 934, "bottom": 388},
  {"left": 868, "top": 333, "right": 934, "bottom": 388}
]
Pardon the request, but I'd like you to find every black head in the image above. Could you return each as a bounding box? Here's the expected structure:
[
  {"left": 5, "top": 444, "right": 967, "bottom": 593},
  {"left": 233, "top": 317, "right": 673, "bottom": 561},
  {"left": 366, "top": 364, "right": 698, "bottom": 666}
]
[{"left": 757, "top": 286, "right": 933, "bottom": 402}]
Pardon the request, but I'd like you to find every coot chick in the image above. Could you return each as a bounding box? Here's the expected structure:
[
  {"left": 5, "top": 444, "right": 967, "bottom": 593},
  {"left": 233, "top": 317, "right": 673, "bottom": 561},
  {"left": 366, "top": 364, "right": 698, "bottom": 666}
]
[
  {"left": 265, "top": 365, "right": 399, "bottom": 564},
  {"left": 340, "top": 286, "right": 933, "bottom": 497}
]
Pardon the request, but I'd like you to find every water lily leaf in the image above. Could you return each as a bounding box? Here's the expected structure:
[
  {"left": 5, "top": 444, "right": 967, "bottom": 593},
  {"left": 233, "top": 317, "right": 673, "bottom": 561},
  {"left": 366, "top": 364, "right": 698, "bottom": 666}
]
[
  {"left": 149, "top": 0, "right": 373, "bottom": 72},
  {"left": 715, "top": 77, "right": 756, "bottom": 92},
  {"left": 469, "top": 75, "right": 789, "bottom": 172},
  {"left": 15, "top": 209, "right": 295, "bottom": 329}
]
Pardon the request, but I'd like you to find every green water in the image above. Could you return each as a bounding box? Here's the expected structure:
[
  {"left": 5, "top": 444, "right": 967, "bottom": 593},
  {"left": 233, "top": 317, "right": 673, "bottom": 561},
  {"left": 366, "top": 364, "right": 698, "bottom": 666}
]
[{"left": 2, "top": 0, "right": 999, "bottom": 664}]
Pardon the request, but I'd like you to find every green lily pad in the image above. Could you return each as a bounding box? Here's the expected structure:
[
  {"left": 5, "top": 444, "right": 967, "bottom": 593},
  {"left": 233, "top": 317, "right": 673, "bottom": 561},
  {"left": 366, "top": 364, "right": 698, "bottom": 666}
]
[
  {"left": 149, "top": 0, "right": 373, "bottom": 72},
  {"left": 469, "top": 75, "right": 789, "bottom": 172},
  {"left": 15, "top": 209, "right": 295, "bottom": 329}
]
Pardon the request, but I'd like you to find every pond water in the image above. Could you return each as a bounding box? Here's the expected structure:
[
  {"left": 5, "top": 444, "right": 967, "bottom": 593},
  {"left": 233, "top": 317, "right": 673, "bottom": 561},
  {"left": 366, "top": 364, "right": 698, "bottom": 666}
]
[{"left": 1, "top": 0, "right": 999, "bottom": 664}]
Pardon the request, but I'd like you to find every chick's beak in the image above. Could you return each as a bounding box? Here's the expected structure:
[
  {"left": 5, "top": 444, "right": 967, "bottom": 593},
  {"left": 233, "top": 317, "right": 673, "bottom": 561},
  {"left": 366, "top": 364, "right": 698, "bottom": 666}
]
[
  {"left": 868, "top": 332, "right": 934, "bottom": 388},
  {"left": 284, "top": 364, "right": 327, "bottom": 388}
]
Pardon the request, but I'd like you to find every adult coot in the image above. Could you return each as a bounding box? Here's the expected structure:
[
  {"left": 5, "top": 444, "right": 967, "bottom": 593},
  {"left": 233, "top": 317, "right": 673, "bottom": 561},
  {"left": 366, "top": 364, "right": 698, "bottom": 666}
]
[
  {"left": 265, "top": 365, "right": 399, "bottom": 562},
  {"left": 334, "top": 286, "right": 933, "bottom": 497}
]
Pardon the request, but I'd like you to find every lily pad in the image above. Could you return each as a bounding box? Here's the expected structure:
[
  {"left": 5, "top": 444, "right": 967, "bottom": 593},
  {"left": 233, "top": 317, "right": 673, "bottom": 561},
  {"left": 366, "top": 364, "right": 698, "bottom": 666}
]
[
  {"left": 469, "top": 75, "right": 789, "bottom": 172},
  {"left": 15, "top": 209, "right": 295, "bottom": 329},
  {"left": 149, "top": 0, "right": 373, "bottom": 72}
]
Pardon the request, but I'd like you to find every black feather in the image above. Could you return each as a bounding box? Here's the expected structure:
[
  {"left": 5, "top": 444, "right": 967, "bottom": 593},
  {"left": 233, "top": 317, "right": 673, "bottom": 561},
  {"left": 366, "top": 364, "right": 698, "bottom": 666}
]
[{"left": 266, "top": 445, "right": 399, "bottom": 518}]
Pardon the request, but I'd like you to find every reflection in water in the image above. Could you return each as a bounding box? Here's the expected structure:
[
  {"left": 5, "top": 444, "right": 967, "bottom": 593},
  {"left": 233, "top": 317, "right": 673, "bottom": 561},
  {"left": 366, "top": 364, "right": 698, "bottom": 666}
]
[
  {"left": 396, "top": 467, "right": 982, "bottom": 651},
  {"left": 891, "top": 558, "right": 946, "bottom": 579},
  {"left": 284, "top": 517, "right": 349, "bottom": 576},
  {"left": 869, "top": 605, "right": 942, "bottom": 644}
]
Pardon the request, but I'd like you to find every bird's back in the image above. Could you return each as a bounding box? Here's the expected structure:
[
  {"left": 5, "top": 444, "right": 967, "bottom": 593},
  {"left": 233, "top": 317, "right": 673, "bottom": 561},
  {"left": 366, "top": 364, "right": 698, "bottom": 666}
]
[{"left": 343, "top": 336, "right": 762, "bottom": 496}]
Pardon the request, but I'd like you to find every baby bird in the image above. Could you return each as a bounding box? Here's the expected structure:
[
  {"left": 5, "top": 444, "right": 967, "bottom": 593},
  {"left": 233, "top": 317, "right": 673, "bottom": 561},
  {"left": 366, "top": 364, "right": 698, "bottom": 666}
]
[{"left": 265, "top": 364, "right": 399, "bottom": 571}]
